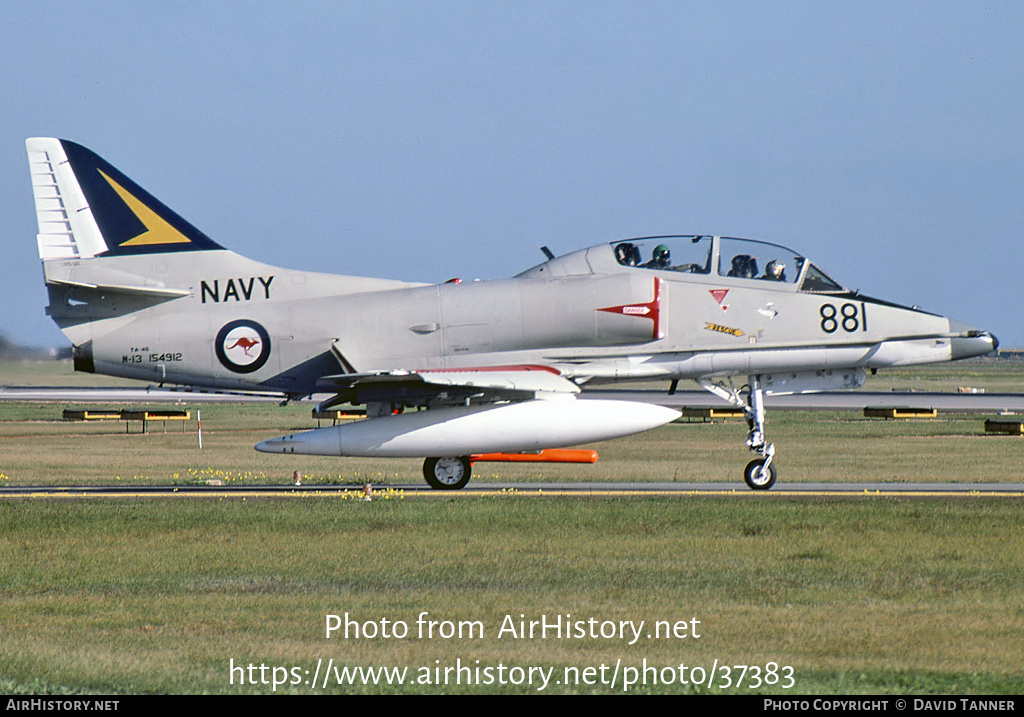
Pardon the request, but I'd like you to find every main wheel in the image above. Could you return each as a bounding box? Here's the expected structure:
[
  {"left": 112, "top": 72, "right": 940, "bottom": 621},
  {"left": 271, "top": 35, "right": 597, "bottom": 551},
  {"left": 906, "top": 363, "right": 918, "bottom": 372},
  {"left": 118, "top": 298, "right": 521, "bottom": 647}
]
[
  {"left": 423, "top": 456, "right": 472, "bottom": 490},
  {"left": 743, "top": 458, "right": 777, "bottom": 491}
]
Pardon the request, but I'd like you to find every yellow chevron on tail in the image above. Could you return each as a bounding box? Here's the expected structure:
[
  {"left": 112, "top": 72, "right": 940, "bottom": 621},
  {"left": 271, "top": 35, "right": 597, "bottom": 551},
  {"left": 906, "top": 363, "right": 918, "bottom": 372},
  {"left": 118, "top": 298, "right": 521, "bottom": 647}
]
[{"left": 97, "top": 169, "right": 192, "bottom": 247}]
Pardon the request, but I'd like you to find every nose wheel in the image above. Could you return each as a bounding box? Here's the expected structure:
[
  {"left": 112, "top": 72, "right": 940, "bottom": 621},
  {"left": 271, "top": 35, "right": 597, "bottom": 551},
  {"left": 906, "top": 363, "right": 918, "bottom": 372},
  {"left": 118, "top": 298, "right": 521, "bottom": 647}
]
[{"left": 744, "top": 454, "right": 777, "bottom": 490}]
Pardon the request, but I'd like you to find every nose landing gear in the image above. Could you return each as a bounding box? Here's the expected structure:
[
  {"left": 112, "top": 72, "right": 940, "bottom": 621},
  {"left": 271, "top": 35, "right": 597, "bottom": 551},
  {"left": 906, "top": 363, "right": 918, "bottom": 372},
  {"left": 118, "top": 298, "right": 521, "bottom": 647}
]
[
  {"left": 742, "top": 375, "right": 777, "bottom": 490},
  {"left": 699, "top": 374, "right": 778, "bottom": 490}
]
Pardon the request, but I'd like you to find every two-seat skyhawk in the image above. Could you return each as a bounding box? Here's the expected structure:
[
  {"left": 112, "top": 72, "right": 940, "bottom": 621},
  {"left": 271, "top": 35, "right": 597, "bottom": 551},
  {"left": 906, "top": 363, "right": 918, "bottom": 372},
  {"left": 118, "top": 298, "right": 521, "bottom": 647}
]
[{"left": 26, "top": 138, "right": 997, "bottom": 489}]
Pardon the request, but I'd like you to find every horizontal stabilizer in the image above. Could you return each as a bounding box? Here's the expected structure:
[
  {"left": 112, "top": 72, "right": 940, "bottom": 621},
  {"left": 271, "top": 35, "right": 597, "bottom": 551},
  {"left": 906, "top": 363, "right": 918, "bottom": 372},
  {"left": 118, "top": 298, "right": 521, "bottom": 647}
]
[{"left": 46, "top": 277, "right": 191, "bottom": 299}]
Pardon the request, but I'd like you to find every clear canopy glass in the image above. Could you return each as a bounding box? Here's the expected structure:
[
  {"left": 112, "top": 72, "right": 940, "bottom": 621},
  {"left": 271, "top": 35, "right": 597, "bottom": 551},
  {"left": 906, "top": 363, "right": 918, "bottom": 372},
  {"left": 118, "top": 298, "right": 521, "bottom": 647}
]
[{"left": 611, "top": 236, "right": 845, "bottom": 293}]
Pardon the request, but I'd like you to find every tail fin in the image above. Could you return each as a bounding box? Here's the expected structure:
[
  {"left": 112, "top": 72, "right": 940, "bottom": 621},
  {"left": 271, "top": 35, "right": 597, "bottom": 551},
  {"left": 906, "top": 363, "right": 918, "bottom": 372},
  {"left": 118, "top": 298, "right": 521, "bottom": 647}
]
[{"left": 26, "top": 138, "right": 224, "bottom": 260}]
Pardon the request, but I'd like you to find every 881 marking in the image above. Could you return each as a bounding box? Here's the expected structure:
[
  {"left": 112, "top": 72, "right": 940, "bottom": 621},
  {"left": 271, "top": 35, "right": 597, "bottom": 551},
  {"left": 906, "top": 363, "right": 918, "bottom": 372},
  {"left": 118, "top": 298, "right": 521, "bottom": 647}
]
[{"left": 820, "top": 302, "right": 867, "bottom": 334}]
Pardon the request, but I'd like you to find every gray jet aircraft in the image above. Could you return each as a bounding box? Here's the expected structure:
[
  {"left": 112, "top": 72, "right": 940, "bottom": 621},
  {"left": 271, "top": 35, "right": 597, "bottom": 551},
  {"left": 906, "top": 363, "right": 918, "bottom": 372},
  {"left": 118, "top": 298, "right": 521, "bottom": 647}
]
[{"left": 26, "top": 138, "right": 998, "bottom": 490}]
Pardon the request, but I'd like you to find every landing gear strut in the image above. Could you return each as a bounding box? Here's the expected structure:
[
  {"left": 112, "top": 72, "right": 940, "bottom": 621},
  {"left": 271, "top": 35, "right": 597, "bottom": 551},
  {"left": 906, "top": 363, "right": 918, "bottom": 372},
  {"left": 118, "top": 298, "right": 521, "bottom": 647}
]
[
  {"left": 698, "top": 374, "right": 778, "bottom": 490},
  {"left": 742, "top": 375, "right": 776, "bottom": 490}
]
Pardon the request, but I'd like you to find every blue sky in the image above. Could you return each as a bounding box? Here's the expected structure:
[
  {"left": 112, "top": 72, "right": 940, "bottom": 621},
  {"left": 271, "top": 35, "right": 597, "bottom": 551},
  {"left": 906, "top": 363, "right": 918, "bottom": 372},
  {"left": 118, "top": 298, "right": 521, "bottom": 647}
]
[{"left": 2, "top": 1, "right": 1022, "bottom": 349}]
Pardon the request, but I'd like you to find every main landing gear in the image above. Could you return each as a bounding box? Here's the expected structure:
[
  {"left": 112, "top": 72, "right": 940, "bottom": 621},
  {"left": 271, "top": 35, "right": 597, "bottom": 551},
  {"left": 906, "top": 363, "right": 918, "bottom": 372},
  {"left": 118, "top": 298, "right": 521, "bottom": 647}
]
[
  {"left": 423, "top": 456, "right": 472, "bottom": 490},
  {"left": 700, "top": 374, "right": 777, "bottom": 490}
]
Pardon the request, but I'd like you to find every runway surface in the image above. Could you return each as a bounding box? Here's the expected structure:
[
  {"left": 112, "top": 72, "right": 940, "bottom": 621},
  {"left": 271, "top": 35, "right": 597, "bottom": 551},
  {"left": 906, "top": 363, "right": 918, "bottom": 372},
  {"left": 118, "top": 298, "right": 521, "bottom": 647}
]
[{"left": 3, "top": 481, "right": 1023, "bottom": 499}]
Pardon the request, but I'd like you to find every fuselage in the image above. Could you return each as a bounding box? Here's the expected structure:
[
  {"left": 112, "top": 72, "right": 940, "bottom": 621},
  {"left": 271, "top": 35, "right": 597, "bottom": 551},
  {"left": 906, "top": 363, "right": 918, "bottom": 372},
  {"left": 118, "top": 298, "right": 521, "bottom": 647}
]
[{"left": 46, "top": 235, "right": 997, "bottom": 396}]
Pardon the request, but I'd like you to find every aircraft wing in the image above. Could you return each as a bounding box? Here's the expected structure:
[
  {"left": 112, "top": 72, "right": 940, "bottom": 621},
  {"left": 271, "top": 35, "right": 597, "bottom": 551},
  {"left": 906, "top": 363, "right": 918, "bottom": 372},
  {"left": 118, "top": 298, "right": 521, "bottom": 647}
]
[{"left": 314, "top": 365, "right": 580, "bottom": 411}]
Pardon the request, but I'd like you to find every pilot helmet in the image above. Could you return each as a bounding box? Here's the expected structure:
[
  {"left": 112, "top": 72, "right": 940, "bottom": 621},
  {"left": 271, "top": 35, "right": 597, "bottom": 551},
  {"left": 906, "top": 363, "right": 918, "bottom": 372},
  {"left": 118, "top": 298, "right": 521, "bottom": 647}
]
[
  {"left": 615, "top": 242, "right": 638, "bottom": 265},
  {"left": 766, "top": 260, "right": 785, "bottom": 279},
  {"left": 653, "top": 244, "right": 670, "bottom": 265}
]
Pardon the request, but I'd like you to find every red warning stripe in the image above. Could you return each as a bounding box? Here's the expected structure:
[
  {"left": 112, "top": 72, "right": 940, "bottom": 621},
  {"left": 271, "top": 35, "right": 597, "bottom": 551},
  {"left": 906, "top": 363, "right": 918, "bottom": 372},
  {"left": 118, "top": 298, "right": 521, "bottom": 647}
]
[{"left": 596, "top": 277, "right": 663, "bottom": 340}]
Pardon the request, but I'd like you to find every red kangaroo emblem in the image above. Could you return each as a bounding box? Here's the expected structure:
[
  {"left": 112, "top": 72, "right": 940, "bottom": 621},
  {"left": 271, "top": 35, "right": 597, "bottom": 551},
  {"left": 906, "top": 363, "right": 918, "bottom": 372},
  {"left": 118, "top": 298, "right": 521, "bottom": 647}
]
[{"left": 227, "top": 336, "right": 260, "bottom": 357}]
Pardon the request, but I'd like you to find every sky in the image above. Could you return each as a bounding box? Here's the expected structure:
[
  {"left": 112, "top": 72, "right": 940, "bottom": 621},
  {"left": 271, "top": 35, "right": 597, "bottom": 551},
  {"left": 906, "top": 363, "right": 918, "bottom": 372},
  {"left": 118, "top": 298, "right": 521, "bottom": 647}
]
[{"left": 2, "top": 1, "right": 1022, "bottom": 349}]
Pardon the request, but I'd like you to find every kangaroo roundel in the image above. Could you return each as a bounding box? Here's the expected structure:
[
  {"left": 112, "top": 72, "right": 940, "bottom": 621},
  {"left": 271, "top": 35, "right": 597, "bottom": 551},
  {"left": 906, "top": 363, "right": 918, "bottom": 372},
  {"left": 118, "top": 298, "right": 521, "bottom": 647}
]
[{"left": 216, "top": 320, "right": 271, "bottom": 373}]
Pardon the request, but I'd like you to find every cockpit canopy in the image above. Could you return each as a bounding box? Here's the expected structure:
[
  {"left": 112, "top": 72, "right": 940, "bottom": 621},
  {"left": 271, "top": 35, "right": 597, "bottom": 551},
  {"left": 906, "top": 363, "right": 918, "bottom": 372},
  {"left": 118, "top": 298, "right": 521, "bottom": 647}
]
[{"left": 612, "top": 235, "right": 845, "bottom": 293}]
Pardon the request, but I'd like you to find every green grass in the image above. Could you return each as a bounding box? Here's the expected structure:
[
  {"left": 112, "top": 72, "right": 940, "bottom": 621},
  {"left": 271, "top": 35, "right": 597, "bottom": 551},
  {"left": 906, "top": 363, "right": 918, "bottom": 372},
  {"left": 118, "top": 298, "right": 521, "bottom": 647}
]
[
  {"left": 1, "top": 498, "right": 1023, "bottom": 694},
  {"left": 863, "top": 360, "right": 1024, "bottom": 394},
  {"left": 1, "top": 359, "right": 149, "bottom": 388}
]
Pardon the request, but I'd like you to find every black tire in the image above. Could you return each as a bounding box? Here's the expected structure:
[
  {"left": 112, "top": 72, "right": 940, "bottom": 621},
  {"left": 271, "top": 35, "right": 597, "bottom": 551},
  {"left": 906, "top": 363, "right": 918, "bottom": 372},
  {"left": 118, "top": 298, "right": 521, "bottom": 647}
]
[
  {"left": 743, "top": 458, "right": 777, "bottom": 491},
  {"left": 423, "top": 456, "right": 472, "bottom": 490}
]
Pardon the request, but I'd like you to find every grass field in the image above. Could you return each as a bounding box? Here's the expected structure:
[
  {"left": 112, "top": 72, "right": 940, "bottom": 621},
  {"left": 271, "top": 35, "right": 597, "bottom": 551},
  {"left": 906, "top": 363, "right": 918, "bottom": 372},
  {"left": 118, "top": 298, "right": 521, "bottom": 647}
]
[
  {"left": 1, "top": 497, "right": 1022, "bottom": 694},
  {"left": 1, "top": 358, "right": 1023, "bottom": 694}
]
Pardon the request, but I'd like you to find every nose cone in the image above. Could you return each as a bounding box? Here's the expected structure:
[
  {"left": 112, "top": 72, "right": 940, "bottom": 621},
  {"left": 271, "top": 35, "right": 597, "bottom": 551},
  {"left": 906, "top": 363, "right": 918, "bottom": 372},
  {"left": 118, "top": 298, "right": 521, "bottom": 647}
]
[
  {"left": 948, "top": 320, "right": 999, "bottom": 360},
  {"left": 255, "top": 428, "right": 340, "bottom": 456},
  {"left": 254, "top": 437, "right": 287, "bottom": 453}
]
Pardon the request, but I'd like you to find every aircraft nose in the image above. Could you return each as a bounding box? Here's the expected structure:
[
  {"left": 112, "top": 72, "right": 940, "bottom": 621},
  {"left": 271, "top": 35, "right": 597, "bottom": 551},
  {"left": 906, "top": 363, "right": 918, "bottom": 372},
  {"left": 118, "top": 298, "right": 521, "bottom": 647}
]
[{"left": 948, "top": 320, "right": 999, "bottom": 360}]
